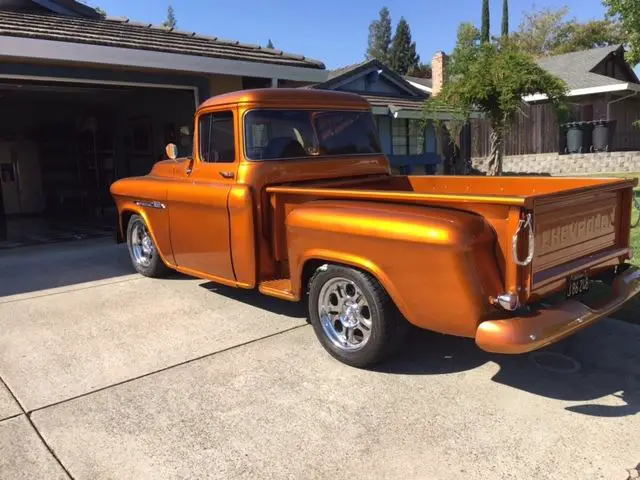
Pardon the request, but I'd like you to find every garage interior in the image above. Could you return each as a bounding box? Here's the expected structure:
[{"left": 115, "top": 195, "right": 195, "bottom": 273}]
[{"left": 0, "top": 80, "right": 196, "bottom": 247}]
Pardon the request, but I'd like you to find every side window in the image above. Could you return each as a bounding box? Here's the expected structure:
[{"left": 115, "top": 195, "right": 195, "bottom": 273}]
[{"left": 199, "top": 111, "right": 235, "bottom": 163}]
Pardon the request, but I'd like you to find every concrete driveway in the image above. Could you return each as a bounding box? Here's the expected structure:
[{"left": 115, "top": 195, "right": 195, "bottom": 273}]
[{"left": 1, "top": 239, "right": 639, "bottom": 480}]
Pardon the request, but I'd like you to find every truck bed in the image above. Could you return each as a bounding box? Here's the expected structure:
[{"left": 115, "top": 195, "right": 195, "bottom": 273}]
[{"left": 267, "top": 174, "right": 638, "bottom": 305}]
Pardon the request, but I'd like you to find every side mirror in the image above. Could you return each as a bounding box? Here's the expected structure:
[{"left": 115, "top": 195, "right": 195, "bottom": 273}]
[{"left": 165, "top": 143, "right": 178, "bottom": 160}]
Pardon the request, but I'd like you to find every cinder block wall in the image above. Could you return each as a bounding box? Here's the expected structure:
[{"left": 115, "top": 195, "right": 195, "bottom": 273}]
[{"left": 472, "top": 151, "right": 640, "bottom": 175}]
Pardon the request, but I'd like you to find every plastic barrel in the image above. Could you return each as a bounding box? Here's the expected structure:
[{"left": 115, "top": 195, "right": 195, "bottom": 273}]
[
  {"left": 592, "top": 120, "right": 609, "bottom": 152},
  {"left": 566, "top": 122, "right": 584, "bottom": 154}
]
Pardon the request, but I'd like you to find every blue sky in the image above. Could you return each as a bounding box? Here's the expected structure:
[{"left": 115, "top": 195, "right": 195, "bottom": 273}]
[{"left": 89, "top": 0, "right": 618, "bottom": 69}]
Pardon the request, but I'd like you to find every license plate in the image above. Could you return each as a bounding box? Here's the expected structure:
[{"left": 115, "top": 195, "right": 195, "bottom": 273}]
[{"left": 566, "top": 273, "right": 590, "bottom": 298}]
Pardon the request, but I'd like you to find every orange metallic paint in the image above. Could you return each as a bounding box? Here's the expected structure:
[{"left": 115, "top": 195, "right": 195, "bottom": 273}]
[
  {"left": 109, "top": 88, "right": 640, "bottom": 356},
  {"left": 228, "top": 184, "right": 257, "bottom": 287},
  {"left": 284, "top": 200, "right": 502, "bottom": 337},
  {"left": 167, "top": 163, "right": 236, "bottom": 281},
  {"left": 111, "top": 174, "right": 174, "bottom": 266}
]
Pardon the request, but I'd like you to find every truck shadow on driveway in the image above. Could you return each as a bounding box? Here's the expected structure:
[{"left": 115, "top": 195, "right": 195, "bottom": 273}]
[
  {"left": 379, "top": 322, "right": 640, "bottom": 418},
  {"left": 197, "top": 284, "right": 640, "bottom": 418},
  {"left": 199, "top": 282, "right": 307, "bottom": 318}
]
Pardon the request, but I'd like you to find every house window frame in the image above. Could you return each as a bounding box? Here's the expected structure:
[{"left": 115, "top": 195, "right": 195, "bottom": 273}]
[{"left": 392, "top": 118, "right": 425, "bottom": 155}]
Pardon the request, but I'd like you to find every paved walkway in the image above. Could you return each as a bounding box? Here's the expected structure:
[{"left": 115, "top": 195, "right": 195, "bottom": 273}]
[{"left": 1, "top": 240, "right": 639, "bottom": 479}]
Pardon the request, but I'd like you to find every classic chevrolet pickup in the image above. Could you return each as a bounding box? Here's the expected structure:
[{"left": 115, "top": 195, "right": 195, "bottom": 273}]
[{"left": 111, "top": 88, "right": 640, "bottom": 367}]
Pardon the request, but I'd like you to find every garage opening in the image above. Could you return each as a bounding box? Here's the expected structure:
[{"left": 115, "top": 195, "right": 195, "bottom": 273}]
[{"left": 0, "top": 80, "right": 196, "bottom": 248}]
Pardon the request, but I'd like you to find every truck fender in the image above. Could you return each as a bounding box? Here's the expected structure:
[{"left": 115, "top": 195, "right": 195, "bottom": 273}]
[
  {"left": 285, "top": 200, "right": 502, "bottom": 336},
  {"left": 117, "top": 203, "right": 176, "bottom": 269},
  {"left": 295, "top": 249, "right": 413, "bottom": 322}
]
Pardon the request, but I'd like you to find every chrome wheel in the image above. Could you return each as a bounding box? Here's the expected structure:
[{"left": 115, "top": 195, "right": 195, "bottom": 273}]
[
  {"left": 318, "top": 277, "right": 372, "bottom": 351},
  {"left": 130, "top": 220, "right": 154, "bottom": 267}
]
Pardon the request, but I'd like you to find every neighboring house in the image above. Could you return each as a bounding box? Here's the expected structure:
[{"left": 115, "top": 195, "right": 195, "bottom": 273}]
[
  {"left": 472, "top": 45, "right": 640, "bottom": 157},
  {"left": 404, "top": 76, "right": 432, "bottom": 95},
  {"left": 0, "top": 0, "right": 326, "bottom": 237},
  {"left": 307, "top": 58, "right": 443, "bottom": 174}
]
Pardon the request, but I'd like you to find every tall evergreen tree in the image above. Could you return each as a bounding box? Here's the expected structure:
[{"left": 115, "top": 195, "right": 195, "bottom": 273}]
[
  {"left": 389, "top": 17, "right": 420, "bottom": 75},
  {"left": 501, "top": 0, "right": 509, "bottom": 37},
  {"left": 366, "top": 6, "right": 392, "bottom": 65},
  {"left": 162, "top": 4, "right": 177, "bottom": 29},
  {"left": 267, "top": 39, "right": 275, "bottom": 49},
  {"left": 481, "top": 0, "right": 490, "bottom": 43}
]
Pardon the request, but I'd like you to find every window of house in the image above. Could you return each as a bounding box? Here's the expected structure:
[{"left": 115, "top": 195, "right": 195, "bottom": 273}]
[
  {"left": 199, "top": 111, "right": 235, "bottom": 163},
  {"left": 392, "top": 119, "right": 424, "bottom": 155}
]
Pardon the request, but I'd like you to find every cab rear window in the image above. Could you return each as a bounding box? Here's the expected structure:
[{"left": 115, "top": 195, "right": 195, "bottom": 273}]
[{"left": 244, "top": 109, "right": 381, "bottom": 160}]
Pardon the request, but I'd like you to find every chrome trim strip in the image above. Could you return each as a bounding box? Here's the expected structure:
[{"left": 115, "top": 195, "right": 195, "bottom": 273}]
[{"left": 134, "top": 200, "right": 166, "bottom": 209}]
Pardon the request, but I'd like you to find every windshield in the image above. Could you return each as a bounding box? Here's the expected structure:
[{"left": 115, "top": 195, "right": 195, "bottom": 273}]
[{"left": 244, "top": 109, "right": 381, "bottom": 160}]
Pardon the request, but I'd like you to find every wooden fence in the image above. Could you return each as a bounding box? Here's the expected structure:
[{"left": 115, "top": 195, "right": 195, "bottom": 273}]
[{"left": 471, "top": 98, "right": 640, "bottom": 157}]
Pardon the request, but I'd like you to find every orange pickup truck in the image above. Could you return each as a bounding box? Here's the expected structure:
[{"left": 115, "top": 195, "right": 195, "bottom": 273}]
[{"left": 111, "top": 88, "right": 640, "bottom": 367}]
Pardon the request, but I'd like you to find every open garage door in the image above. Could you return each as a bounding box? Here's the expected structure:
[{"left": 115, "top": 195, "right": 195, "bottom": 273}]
[{"left": 0, "top": 79, "right": 196, "bottom": 247}]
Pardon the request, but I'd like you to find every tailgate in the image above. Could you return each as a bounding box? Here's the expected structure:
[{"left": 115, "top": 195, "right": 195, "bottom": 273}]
[{"left": 530, "top": 181, "right": 635, "bottom": 292}]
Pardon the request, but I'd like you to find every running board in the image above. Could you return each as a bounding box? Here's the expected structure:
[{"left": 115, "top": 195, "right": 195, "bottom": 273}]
[{"left": 259, "top": 279, "right": 297, "bottom": 301}]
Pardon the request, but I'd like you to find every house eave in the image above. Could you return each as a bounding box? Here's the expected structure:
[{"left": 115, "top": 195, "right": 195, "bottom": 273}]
[
  {"left": 0, "top": 35, "right": 329, "bottom": 83},
  {"left": 407, "top": 80, "right": 432, "bottom": 93},
  {"left": 523, "top": 82, "right": 640, "bottom": 102}
]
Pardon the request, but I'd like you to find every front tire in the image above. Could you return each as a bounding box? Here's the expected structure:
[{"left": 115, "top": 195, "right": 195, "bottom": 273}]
[
  {"left": 308, "top": 264, "right": 408, "bottom": 368},
  {"left": 126, "top": 214, "right": 170, "bottom": 278}
]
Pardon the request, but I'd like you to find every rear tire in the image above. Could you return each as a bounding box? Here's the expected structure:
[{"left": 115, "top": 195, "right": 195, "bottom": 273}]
[
  {"left": 308, "top": 264, "right": 408, "bottom": 368},
  {"left": 126, "top": 214, "right": 170, "bottom": 278}
]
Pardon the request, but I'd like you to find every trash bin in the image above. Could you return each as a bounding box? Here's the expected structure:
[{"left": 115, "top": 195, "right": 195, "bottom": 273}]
[
  {"left": 591, "top": 120, "right": 609, "bottom": 152},
  {"left": 581, "top": 121, "right": 594, "bottom": 153},
  {"left": 565, "top": 122, "right": 584, "bottom": 154}
]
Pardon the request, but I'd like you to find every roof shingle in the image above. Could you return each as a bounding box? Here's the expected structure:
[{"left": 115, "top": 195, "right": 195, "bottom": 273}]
[
  {"left": 404, "top": 75, "right": 432, "bottom": 89},
  {"left": 0, "top": 10, "right": 325, "bottom": 69},
  {"left": 536, "top": 45, "right": 627, "bottom": 90}
]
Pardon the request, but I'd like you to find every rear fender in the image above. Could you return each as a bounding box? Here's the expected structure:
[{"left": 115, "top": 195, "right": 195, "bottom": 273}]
[
  {"left": 296, "top": 249, "right": 410, "bottom": 320},
  {"left": 286, "top": 200, "right": 503, "bottom": 337}
]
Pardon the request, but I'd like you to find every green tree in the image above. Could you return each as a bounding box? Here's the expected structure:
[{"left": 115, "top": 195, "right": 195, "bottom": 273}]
[
  {"left": 267, "top": 39, "right": 275, "bottom": 49},
  {"left": 603, "top": 0, "right": 640, "bottom": 65},
  {"left": 366, "top": 6, "right": 393, "bottom": 65},
  {"left": 162, "top": 4, "right": 177, "bottom": 29},
  {"left": 407, "top": 62, "right": 432, "bottom": 79},
  {"left": 389, "top": 17, "right": 420, "bottom": 75},
  {"left": 79, "top": 1, "right": 106, "bottom": 18},
  {"left": 502, "top": 0, "right": 509, "bottom": 37},
  {"left": 554, "top": 18, "right": 624, "bottom": 54},
  {"left": 481, "top": 0, "right": 490, "bottom": 43},
  {"left": 425, "top": 23, "right": 567, "bottom": 176},
  {"left": 514, "top": 6, "right": 624, "bottom": 57}
]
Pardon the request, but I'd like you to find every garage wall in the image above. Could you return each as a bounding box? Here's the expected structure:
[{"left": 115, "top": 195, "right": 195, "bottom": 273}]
[{"left": 208, "top": 74, "right": 243, "bottom": 97}]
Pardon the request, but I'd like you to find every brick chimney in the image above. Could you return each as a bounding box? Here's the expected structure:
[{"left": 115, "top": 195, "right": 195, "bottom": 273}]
[{"left": 432, "top": 51, "right": 448, "bottom": 96}]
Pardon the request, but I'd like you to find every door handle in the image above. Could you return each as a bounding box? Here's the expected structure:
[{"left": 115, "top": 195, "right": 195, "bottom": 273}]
[{"left": 220, "top": 171, "right": 234, "bottom": 179}]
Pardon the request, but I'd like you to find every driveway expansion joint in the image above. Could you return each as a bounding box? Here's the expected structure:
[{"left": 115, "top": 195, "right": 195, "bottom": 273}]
[
  {"left": 1, "top": 375, "right": 74, "bottom": 479},
  {"left": 27, "top": 323, "right": 310, "bottom": 415}
]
